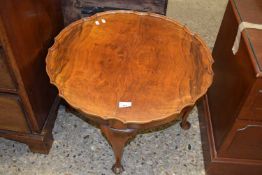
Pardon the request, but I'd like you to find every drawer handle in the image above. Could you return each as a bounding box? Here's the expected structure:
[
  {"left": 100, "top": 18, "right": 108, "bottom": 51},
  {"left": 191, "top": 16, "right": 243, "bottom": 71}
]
[{"left": 237, "top": 124, "right": 262, "bottom": 131}]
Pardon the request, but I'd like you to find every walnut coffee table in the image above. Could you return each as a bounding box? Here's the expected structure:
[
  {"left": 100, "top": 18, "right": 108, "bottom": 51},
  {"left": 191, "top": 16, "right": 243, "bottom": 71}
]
[{"left": 46, "top": 11, "right": 213, "bottom": 174}]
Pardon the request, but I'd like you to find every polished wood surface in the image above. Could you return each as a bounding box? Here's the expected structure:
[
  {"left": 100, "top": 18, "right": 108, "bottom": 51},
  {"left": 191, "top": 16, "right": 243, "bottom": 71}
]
[
  {"left": 100, "top": 124, "right": 137, "bottom": 173},
  {"left": 0, "top": 94, "right": 29, "bottom": 133},
  {"left": 47, "top": 11, "right": 213, "bottom": 173},
  {"left": 208, "top": 1, "right": 255, "bottom": 149},
  {"left": 46, "top": 11, "right": 213, "bottom": 124},
  {"left": 199, "top": 0, "right": 262, "bottom": 174},
  {"left": 0, "top": 0, "right": 63, "bottom": 154},
  {"left": 232, "top": 0, "right": 262, "bottom": 75},
  {"left": 0, "top": 46, "right": 16, "bottom": 92},
  {"left": 198, "top": 96, "right": 262, "bottom": 175}
]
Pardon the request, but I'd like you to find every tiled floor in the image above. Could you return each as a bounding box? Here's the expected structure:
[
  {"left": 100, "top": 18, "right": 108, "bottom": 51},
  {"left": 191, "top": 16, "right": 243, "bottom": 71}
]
[{"left": 0, "top": 0, "right": 227, "bottom": 174}]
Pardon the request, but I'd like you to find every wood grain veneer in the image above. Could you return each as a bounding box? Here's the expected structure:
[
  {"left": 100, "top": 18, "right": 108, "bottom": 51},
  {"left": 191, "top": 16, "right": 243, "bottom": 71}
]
[
  {"left": 0, "top": 94, "right": 29, "bottom": 133},
  {"left": 46, "top": 11, "right": 214, "bottom": 124},
  {"left": 46, "top": 11, "right": 213, "bottom": 173}
]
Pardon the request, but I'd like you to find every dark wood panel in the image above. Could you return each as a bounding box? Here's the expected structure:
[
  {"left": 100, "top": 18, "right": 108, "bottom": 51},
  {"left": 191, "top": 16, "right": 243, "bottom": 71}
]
[
  {"left": 36, "top": 0, "right": 65, "bottom": 49},
  {"left": 198, "top": 96, "right": 262, "bottom": 175},
  {"left": 0, "top": 96, "right": 60, "bottom": 154},
  {"left": 0, "top": 46, "right": 16, "bottom": 92},
  {"left": 61, "top": 0, "right": 168, "bottom": 25},
  {"left": 233, "top": 0, "right": 262, "bottom": 72},
  {"left": 0, "top": 94, "right": 29, "bottom": 133},
  {"left": 225, "top": 121, "right": 262, "bottom": 160},
  {"left": 0, "top": 0, "right": 63, "bottom": 153},
  {"left": 75, "top": 0, "right": 167, "bottom": 12},
  {"left": 206, "top": 162, "right": 262, "bottom": 175},
  {"left": 208, "top": 1, "right": 256, "bottom": 149},
  {"left": 0, "top": 0, "right": 63, "bottom": 131},
  {"left": 200, "top": 0, "right": 262, "bottom": 174}
]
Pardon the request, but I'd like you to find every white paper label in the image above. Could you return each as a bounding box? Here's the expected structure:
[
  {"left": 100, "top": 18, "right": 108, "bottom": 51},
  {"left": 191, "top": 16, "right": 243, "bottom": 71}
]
[{"left": 119, "top": 102, "right": 132, "bottom": 108}]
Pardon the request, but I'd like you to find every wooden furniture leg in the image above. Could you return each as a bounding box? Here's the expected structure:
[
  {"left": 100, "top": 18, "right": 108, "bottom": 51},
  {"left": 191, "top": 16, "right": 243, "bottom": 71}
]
[
  {"left": 100, "top": 125, "right": 137, "bottom": 174},
  {"left": 180, "top": 106, "right": 194, "bottom": 130},
  {"left": 28, "top": 133, "right": 54, "bottom": 154},
  {"left": 63, "top": 101, "right": 76, "bottom": 114}
]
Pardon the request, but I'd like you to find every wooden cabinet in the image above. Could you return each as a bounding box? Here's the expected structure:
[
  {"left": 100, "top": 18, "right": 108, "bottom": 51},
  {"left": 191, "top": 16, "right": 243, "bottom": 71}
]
[
  {"left": 61, "top": 0, "right": 168, "bottom": 25},
  {"left": 0, "top": 0, "right": 63, "bottom": 154},
  {"left": 198, "top": 0, "right": 262, "bottom": 174}
]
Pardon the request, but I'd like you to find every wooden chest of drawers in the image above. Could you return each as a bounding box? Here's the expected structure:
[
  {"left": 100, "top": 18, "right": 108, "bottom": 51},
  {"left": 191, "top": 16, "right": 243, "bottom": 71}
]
[
  {"left": 198, "top": 0, "right": 262, "bottom": 174},
  {"left": 0, "top": 0, "right": 64, "bottom": 153},
  {"left": 61, "top": 0, "right": 168, "bottom": 25}
]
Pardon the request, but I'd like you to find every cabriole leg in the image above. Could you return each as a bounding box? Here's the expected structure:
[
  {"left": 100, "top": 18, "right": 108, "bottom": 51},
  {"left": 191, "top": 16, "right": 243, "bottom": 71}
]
[
  {"left": 180, "top": 106, "right": 194, "bottom": 130},
  {"left": 100, "top": 125, "right": 137, "bottom": 174}
]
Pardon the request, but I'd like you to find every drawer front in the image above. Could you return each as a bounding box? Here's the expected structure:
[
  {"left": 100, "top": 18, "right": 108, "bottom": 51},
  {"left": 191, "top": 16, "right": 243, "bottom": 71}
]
[
  {"left": 250, "top": 90, "right": 262, "bottom": 120},
  {"left": 224, "top": 121, "right": 262, "bottom": 160},
  {"left": 0, "top": 46, "right": 16, "bottom": 91},
  {"left": 239, "top": 79, "right": 262, "bottom": 121},
  {"left": 62, "top": 0, "right": 167, "bottom": 25},
  {"left": 0, "top": 94, "right": 29, "bottom": 133}
]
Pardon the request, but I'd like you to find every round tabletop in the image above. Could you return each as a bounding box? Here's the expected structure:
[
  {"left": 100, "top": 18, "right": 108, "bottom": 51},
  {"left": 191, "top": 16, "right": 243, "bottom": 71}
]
[{"left": 46, "top": 11, "right": 213, "bottom": 124}]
